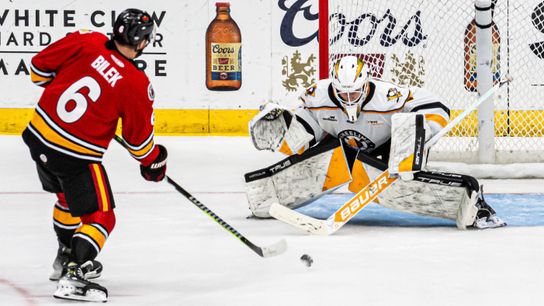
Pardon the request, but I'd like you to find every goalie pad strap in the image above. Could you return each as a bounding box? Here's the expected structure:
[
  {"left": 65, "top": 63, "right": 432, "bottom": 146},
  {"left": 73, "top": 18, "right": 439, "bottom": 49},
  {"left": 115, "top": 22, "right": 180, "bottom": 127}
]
[
  {"left": 413, "top": 114, "right": 426, "bottom": 171},
  {"left": 245, "top": 138, "right": 341, "bottom": 182},
  {"left": 413, "top": 171, "right": 480, "bottom": 196},
  {"left": 356, "top": 150, "right": 387, "bottom": 171}
]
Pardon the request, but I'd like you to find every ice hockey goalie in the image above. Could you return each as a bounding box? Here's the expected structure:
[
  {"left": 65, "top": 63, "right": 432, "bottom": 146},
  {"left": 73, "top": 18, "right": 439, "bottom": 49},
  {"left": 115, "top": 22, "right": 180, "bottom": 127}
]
[{"left": 246, "top": 55, "right": 506, "bottom": 230}]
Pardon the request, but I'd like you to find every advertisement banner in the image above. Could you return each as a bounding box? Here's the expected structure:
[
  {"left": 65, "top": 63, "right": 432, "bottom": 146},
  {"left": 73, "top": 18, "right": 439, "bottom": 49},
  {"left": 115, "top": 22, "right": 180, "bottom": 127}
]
[
  {"left": 0, "top": 0, "right": 271, "bottom": 110},
  {"left": 0, "top": 0, "right": 542, "bottom": 135}
]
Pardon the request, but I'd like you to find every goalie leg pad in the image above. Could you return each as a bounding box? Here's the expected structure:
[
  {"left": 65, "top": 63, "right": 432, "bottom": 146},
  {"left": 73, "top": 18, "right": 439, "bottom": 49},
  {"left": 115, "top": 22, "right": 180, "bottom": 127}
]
[
  {"left": 357, "top": 165, "right": 470, "bottom": 222},
  {"left": 457, "top": 190, "right": 479, "bottom": 229},
  {"left": 245, "top": 140, "right": 351, "bottom": 218},
  {"left": 378, "top": 178, "right": 466, "bottom": 221}
]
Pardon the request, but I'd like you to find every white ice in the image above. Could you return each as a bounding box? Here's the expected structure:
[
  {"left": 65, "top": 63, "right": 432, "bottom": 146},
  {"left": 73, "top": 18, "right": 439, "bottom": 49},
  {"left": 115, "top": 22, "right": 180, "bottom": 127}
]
[{"left": 1, "top": 135, "right": 543, "bottom": 306}]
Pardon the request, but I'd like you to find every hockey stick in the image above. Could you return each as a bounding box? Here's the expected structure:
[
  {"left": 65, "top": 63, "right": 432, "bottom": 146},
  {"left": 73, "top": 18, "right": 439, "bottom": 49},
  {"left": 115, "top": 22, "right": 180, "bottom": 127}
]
[
  {"left": 113, "top": 135, "right": 287, "bottom": 257},
  {"left": 270, "top": 75, "right": 513, "bottom": 235}
]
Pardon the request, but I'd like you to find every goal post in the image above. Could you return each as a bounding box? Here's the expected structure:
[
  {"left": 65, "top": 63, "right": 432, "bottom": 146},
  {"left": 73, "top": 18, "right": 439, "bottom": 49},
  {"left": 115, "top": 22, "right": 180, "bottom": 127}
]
[
  {"left": 318, "top": 0, "right": 544, "bottom": 165},
  {"left": 475, "top": 0, "right": 495, "bottom": 164}
]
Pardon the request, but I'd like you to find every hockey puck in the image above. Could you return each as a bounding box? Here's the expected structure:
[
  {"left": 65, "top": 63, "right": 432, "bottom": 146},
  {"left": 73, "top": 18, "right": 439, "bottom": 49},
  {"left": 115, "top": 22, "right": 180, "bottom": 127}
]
[{"left": 300, "top": 254, "right": 313, "bottom": 267}]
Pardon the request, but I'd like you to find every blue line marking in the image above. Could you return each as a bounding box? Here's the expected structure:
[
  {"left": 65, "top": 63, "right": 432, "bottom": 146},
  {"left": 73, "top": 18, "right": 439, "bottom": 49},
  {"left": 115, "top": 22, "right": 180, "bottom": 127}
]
[{"left": 296, "top": 194, "right": 544, "bottom": 227}]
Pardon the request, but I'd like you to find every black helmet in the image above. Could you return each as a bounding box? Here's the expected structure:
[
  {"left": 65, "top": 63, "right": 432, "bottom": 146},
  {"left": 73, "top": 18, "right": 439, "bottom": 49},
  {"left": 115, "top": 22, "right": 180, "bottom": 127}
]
[{"left": 113, "top": 9, "right": 155, "bottom": 46}]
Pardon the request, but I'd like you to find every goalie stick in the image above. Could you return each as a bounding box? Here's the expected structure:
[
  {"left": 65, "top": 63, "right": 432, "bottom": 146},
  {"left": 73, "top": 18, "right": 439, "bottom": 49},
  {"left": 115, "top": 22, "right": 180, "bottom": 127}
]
[
  {"left": 270, "top": 75, "right": 513, "bottom": 235},
  {"left": 114, "top": 135, "right": 287, "bottom": 258}
]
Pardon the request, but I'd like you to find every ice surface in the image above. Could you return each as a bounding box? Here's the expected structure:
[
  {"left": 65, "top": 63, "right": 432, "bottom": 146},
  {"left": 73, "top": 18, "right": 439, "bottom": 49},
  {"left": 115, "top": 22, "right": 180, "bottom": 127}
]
[{"left": 1, "top": 135, "right": 543, "bottom": 306}]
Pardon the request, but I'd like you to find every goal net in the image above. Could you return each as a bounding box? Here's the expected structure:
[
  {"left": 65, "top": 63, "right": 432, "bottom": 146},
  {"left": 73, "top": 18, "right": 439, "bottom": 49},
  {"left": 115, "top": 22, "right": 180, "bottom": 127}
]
[{"left": 319, "top": 0, "right": 544, "bottom": 165}]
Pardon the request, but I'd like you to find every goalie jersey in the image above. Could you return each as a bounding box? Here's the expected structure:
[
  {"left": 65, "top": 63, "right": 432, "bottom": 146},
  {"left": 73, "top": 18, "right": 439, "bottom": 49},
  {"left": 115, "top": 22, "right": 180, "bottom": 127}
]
[{"left": 289, "top": 79, "right": 450, "bottom": 158}]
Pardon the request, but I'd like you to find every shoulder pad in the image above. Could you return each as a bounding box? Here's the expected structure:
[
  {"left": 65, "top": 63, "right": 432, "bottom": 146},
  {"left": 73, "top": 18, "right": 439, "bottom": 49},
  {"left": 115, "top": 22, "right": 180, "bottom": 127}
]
[
  {"left": 299, "top": 79, "right": 335, "bottom": 108},
  {"left": 364, "top": 80, "right": 411, "bottom": 112}
]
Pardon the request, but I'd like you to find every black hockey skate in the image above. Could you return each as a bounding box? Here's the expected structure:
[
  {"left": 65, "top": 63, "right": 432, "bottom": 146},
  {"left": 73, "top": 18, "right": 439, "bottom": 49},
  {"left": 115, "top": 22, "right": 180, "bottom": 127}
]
[
  {"left": 472, "top": 186, "right": 507, "bottom": 229},
  {"left": 53, "top": 262, "right": 108, "bottom": 302},
  {"left": 49, "top": 245, "right": 103, "bottom": 281},
  {"left": 49, "top": 244, "right": 70, "bottom": 281}
]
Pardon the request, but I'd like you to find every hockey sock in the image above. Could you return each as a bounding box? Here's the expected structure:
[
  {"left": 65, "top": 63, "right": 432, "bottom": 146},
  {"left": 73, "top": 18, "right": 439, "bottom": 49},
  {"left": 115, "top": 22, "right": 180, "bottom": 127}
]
[
  {"left": 53, "top": 193, "right": 81, "bottom": 247},
  {"left": 71, "top": 210, "right": 116, "bottom": 264}
]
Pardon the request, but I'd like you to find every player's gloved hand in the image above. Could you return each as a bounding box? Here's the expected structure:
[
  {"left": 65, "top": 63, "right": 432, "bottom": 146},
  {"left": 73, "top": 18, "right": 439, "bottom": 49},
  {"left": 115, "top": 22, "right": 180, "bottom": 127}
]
[
  {"left": 140, "top": 144, "right": 167, "bottom": 182},
  {"left": 249, "top": 103, "right": 291, "bottom": 151}
]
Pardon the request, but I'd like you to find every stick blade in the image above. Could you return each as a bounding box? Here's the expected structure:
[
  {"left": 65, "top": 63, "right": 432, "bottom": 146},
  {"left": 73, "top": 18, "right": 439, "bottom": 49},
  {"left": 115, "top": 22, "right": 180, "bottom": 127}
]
[
  {"left": 260, "top": 238, "right": 288, "bottom": 258},
  {"left": 269, "top": 203, "right": 330, "bottom": 235}
]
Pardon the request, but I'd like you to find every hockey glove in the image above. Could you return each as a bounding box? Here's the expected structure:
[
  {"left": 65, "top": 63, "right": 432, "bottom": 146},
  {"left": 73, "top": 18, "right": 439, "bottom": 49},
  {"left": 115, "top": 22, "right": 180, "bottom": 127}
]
[
  {"left": 249, "top": 103, "right": 291, "bottom": 151},
  {"left": 249, "top": 103, "right": 313, "bottom": 153},
  {"left": 389, "top": 113, "right": 428, "bottom": 180},
  {"left": 140, "top": 144, "right": 167, "bottom": 182}
]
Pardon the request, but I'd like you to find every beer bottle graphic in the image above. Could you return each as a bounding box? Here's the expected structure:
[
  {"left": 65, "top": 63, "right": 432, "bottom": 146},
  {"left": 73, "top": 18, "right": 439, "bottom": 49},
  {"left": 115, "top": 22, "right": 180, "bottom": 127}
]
[
  {"left": 464, "top": 3, "right": 501, "bottom": 92},
  {"left": 206, "top": 2, "right": 242, "bottom": 91}
]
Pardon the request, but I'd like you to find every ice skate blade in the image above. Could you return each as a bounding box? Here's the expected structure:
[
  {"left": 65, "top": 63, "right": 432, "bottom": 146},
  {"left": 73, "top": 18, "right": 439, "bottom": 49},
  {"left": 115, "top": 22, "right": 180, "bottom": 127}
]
[
  {"left": 472, "top": 215, "right": 507, "bottom": 229},
  {"left": 53, "top": 285, "right": 107, "bottom": 303}
]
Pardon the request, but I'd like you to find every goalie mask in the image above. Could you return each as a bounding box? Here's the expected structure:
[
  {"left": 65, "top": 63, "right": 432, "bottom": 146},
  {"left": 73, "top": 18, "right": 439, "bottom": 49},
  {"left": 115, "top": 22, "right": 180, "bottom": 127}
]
[{"left": 331, "top": 56, "right": 370, "bottom": 123}]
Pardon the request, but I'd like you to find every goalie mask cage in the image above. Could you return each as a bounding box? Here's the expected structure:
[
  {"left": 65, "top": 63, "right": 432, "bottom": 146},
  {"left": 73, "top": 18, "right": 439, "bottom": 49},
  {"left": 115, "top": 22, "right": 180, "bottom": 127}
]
[{"left": 318, "top": 0, "right": 544, "bottom": 164}]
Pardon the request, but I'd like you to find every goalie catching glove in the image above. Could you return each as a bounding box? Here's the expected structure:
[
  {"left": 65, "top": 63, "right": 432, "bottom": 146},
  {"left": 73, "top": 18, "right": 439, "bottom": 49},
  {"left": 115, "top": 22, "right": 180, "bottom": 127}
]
[
  {"left": 140, "top": 144, "right": 167, "bottom": 182},
  {"left": 249, "top": 103, "right": 313, "bottom": 153},
  {"left": 388, "top": 113, "right": 430, "bottom": 180}
]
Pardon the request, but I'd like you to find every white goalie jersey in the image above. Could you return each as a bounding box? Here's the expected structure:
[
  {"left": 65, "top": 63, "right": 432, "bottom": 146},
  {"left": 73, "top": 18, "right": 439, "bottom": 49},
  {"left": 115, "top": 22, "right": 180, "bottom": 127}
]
[{"left": 286, "top": 78, "right": 450, "bottom": 157}]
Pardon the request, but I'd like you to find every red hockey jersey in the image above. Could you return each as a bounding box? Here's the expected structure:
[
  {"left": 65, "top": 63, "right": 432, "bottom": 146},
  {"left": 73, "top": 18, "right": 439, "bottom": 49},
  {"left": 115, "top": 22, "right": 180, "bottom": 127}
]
[{"left": 28, "top": 30, "right": 158, "bottom": 165}]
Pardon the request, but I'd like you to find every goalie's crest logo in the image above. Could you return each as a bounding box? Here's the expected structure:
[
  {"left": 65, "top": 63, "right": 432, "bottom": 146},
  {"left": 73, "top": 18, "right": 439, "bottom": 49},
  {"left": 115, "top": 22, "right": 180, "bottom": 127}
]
[
  {"left": 386, "top": 88, "right": 402, "bottom": 101},
  {"left": 338, "top": 130, "right": 375, "bottom": 152}
]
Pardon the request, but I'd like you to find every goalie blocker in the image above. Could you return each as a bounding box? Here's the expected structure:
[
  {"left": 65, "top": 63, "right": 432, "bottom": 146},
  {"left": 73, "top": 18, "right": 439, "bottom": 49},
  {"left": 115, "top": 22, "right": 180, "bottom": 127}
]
[
  {"left": 245, "top": 139, "right": 494, "bottom": 229},
  {"left": 388, "top": 113, "right": 428, "bottom": 180}
]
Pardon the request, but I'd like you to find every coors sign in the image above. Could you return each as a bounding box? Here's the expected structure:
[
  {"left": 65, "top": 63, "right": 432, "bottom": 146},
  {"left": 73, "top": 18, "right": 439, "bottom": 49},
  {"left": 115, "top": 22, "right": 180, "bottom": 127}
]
[{"left": 206, "top": 2, "right": 242, "bottom": 91}]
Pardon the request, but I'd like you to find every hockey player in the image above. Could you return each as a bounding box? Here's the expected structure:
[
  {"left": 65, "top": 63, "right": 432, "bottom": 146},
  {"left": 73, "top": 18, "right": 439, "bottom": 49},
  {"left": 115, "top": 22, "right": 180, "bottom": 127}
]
[
  {"left": 247, "top": 55, "right": 506, "bottom": 230},
  {"left": 22, "top": 9, "right": 167, "bottom": 302}
]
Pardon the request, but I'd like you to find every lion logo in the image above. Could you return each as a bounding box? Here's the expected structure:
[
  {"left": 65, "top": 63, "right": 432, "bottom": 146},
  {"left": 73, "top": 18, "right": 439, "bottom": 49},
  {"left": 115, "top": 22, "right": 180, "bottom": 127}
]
[
  {"left": 390, "top": 51, "right": 425, "bottom": 87},
  {"left": 281, "top": 50, "right": 316, "bottom": 92}
]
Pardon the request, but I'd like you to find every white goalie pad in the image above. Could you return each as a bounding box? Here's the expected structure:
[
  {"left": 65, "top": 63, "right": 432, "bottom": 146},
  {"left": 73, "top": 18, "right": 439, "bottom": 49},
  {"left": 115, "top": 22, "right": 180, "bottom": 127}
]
[
  {"left": 378, "top": 178, "right": 468, "bottom": 221},
  {"left": 245, "top": 141, "right": 351, "bottom": 218},
  {"left": 249, "top": 103, "right": 313, "bottom": 152},
  {"left": 389, "top": 113, "right": 428, "bottom": 177},
  {"left": 456, "top": 190, "right": 479, "bottom": 229},
  {"left": 363, "top": 165, "right": 478, "bottom": 228}
]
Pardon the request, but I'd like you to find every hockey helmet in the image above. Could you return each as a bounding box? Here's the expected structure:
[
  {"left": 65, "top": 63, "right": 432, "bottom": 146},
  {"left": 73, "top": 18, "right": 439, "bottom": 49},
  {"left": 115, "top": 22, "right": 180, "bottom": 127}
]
[
  {"left": 331, "top": 56, "right": 370, "bottom": 123},
  {"left": 113, "top": 9, "right": 156, "bottom": 47}
]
